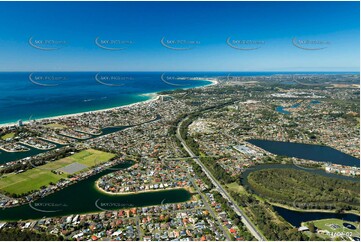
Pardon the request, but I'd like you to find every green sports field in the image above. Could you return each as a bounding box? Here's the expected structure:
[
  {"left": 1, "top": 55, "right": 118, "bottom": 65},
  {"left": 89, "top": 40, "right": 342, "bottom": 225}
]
[
  {"left": 45, "top": 123, "right": 67, "bottom": 129},
  {"left": 303, "top": 218, "right": 360, "bottom": 240},
  {"left": 0, "top": 149, "right": 115, "bottom": 196},
  {"left": 1, "top": 132, "right": 15, "bottom": 140}
]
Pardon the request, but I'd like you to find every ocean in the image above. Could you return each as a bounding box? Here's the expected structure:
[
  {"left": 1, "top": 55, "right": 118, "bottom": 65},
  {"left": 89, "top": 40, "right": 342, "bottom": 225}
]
[
  {"left": 0, "top": 71, "right": 357, "bottom": 125},
  {"left": 0, "top": 72, "right": 214, "bottom": 125}
]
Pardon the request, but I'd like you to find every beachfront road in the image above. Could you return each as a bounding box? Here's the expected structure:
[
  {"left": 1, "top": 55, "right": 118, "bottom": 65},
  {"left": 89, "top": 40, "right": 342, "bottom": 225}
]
[{"left": 176, "top": 118, "right": 266, "bottom": 241}]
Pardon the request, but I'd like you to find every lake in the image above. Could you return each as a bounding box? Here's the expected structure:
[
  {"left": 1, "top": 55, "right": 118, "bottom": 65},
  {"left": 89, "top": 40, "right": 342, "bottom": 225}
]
[
  {"left": 247, "top": 139, "right": 359, "bottom": 167},
  {"left": 240, "top": 164, "right": 360, "bottom": 227},
  {"left": 275, "top": 100, "right": 321, "bottom": 114},
  {"left": 273, "top": 205, "right": 360, "bottom": 227}
]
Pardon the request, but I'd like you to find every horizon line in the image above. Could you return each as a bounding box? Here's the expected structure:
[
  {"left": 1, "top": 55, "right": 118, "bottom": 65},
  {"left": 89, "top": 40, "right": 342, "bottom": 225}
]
[{"left": 0, "top": 70, "right": 359, "bottom": 73}]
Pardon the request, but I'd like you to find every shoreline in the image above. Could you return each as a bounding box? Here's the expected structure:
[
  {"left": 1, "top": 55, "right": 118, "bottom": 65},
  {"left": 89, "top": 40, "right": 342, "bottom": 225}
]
[
  {"left": 95, "top": 179, "right": 193, "bottom": 196},
  {"left": 0, "top": 79, "right": 218, "bottom": 129},
  {"left": 0, "top": 94, "right": 159, "bottom": 128},
  {"left": 270, "top": 201, "right": 360, "bottom": 216},
  {"left": 0, "top": 186, "right": 195, "bottom": 223}
]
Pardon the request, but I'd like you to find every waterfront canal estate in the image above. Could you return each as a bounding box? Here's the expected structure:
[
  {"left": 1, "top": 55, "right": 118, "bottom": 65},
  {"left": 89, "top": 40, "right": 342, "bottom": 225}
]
[
  {"left": 0, "top": 72, "right": 359, "bottom": 241},
  {"left": 0, "top": 1, "right": 360, "bottom": 241}
]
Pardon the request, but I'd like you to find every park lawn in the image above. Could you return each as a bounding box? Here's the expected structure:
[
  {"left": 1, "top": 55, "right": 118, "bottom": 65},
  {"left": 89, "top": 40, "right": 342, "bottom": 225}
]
[
  {"left": 45, "top": 123, "right": 67, "bottom": 129},
  {"left": 0, "top": 149, "right": 115, "bottom": 195},
  {"left": 227, "top": 180, "right": 267, "bottom": 204},
  {"left": 41, "top": 157, "right": 74, "bottom": 170},
  {"left": 0, "top": 169, "right": 67, "bottom": 195},
  {"left": 199, "top": 151, "right": 207, "bottom": 158},
  {"left": 303, "top": 218, "right": 360, "bottom": 239},
  {"left": 1, "top": 132, "right": 15, "bottom": 140},
  {"left": 70, "top": 149, "right": 116, "bottom": 167},
  {"left": 226, "top": 182, "right": 246, "bottom": 194},
  {"left": 313, "top": 218, "right": 359, "bottom": 233}
]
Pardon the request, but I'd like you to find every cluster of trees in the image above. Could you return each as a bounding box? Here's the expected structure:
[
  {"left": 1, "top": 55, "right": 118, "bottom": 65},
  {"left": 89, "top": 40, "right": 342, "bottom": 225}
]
[
  {"left": 229, "top": 191, "right": 319, "bottom": 241},
  {"left": 167, "top": 117, "right": 186, "bottom": 156},
  {"left": 200, "top": 156, "right": 235, "bottom": 184},
  {"left": 246, "top": 168, "right": 360, "bottom": 211},
  {"left": 179, "top": 113, "right": 201, "bottom": 156},
  {"left": 0, "top": 228, "right": 62, "bottom": 241}
]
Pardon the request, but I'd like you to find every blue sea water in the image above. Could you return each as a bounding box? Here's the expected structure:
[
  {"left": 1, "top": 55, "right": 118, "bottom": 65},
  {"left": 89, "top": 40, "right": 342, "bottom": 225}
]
[
  {"left": 0, "top": 71, "right": 357, "bottom": 125},
  {"left": 0, "top": 72, "right": 215, "bottom": 124}
]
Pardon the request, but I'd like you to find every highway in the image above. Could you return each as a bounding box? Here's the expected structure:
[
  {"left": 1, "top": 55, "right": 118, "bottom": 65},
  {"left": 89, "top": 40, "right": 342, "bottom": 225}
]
[{"left": 176, "top": 118, "right": 266, "bottom": 241}]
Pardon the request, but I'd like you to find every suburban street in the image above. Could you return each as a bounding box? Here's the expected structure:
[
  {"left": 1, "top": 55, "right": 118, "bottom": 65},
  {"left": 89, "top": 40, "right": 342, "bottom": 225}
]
[
  {"left": 176, "top": 118, "right": 266, "bottom": 241},
  {"left": 181, "top": 166, "right": 232, "bottom": 241}
]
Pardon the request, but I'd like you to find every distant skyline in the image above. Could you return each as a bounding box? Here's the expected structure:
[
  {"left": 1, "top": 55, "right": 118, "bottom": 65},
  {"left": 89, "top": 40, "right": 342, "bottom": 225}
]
[{"left": 0, "top": 1, "right": 359, "bottom": 72}]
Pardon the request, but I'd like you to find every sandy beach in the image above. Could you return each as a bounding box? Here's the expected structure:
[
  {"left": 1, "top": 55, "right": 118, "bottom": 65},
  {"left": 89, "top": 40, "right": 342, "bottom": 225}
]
[
  {"left": 0, "top": 78, "right": 218, "bottom": 129},
  {"left": 0, "top": 92, "right": 160, "bottom": 128}
]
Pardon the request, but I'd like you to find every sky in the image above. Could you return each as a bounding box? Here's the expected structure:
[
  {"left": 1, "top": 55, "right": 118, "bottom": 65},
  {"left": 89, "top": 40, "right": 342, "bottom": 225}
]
[{"left": 0, "top": 1, "right": 359, "bottom": 72}]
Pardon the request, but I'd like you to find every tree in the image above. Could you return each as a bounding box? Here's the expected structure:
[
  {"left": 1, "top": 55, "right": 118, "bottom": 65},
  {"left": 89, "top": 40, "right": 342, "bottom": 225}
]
[
  {"left": 233, "top": 217, "right": 240, "bottom": 226},
  {"left": 308, "top": 222, "right": 316, "bottom": 233}
]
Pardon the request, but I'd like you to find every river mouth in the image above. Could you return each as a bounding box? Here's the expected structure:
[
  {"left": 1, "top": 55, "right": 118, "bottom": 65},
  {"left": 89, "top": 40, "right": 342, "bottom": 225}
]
[
  {"left": 0, "top": 162, "right": 192, "bottom": 221},
  {"left": 240, "top": 164, "right": 360, "bottom": 226}
]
